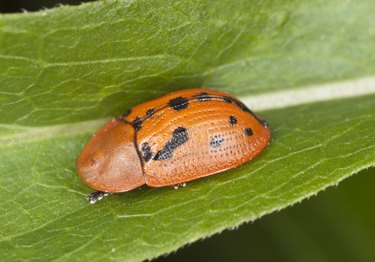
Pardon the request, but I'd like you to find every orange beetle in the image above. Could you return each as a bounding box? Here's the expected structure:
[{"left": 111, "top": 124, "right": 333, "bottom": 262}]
[{"left": 76, "top": 89, "right": 270, "bottom": 203}]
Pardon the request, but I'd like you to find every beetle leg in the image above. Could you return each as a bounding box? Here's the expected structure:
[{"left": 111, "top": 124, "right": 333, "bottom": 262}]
[
  {"left": 173, "top": 183, "right": 187, "bottom": 189},
  {"left": 86, "top": 191, "right": 109, "bottom": 204}
]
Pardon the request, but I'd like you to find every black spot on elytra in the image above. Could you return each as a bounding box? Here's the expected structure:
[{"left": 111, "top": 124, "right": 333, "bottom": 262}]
[
  {"left": 229, "top": 115, "right": 237, "bottom": 126},
  {"left": 234, "top": 100, "right": 252, "bottom": 114},
  {"left": 141, "top": 142, "right": 153, "bottom": 162},
  {"left": 244, "top": 128, "right": 253, "bottom": 136},
  {"left": 223, "top": 96, "right": 232, "bottom": 103},
  {"left": 168, "top": 96, "right": 189, "bottom": 111},
  {"left": 193, "top": 92, "right": 212, "bottom": 102},
  {"left": 132, "top": 116, "right": 142, "bottom": 131},
  {"left": 146, "top": 108, "right": 155, "bottom": 118},
  {"left": 222, "top": 96, "right": 265, "bottom": 126},
  {"left": 210, "top": 135, "right": 225, "bottom": 148},
  {"left": 123, "top": 109, "right": 131, "bottom": 117},
  {"left": 153, "top": 127, "right": 189, "bottom": 161},
  {"left": 221, "top": 96, "right": 252, "bottom": 114}
]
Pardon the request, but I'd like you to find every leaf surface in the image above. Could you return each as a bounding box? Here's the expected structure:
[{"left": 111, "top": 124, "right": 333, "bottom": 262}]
[{"left": 159, "top": 168, "right": 375, "bottom": 262}]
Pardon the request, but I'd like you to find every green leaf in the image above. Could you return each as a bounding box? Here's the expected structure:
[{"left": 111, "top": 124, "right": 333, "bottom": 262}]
[
  {"left": 161, "top": 168, "right": 375, "bottom": 262},
  {"left": 0, "top": 0, "right": 374, "bottom": 261}
]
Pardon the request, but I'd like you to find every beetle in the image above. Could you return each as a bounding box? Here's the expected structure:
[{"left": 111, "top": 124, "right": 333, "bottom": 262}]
[{"left": 76, "top": 89, "right": 270, "bottom": 203}]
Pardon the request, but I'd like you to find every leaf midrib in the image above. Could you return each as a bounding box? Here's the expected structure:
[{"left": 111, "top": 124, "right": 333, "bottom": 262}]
[
  {"left": 1, "top": 77, "right": 375, "bottom": 147},
  {"left": 0, "top": 119, "right": 106, "bottom": 147}
]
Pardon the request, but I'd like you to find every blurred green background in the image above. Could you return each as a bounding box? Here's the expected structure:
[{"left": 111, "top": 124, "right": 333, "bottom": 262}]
[{"left": 1, "top": 1, "right": 374, "bottom": 262}]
